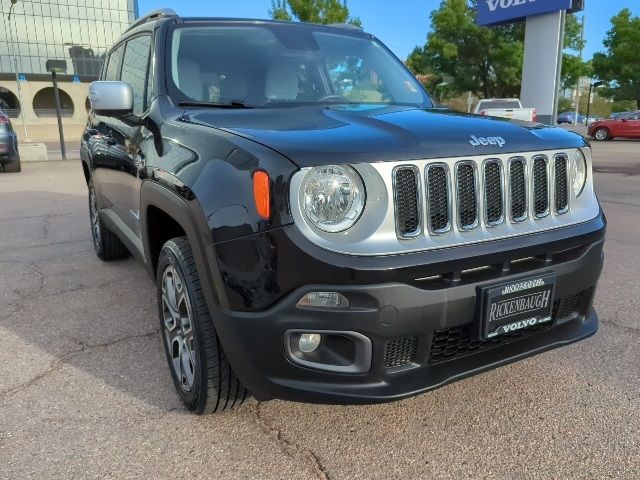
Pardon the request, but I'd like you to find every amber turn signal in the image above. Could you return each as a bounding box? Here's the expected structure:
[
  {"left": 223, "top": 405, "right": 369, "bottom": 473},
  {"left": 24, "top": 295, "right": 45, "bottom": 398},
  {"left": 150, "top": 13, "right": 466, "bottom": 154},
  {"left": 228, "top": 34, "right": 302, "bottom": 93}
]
[{"left": 253, "top": 171, "right": 270, "bottom": 220}]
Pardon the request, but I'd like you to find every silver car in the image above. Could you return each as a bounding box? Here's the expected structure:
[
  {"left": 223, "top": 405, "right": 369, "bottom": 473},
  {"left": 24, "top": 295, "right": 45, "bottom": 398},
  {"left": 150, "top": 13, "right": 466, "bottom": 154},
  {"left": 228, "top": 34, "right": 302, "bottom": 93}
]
[{"left": 0, "top": 111, "right": 20, "bottom": 172}]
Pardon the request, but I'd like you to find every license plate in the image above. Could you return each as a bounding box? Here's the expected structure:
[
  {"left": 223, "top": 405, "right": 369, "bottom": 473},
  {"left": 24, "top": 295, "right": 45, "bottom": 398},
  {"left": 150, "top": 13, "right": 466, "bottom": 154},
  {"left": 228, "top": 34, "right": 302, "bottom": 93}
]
[{"left": 480, "top": 275, "right": 556, "bottom": 339}]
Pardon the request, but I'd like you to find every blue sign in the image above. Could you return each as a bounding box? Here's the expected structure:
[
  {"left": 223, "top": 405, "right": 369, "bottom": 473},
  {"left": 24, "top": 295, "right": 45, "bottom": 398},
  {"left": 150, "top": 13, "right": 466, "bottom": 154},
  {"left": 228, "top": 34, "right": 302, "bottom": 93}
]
[
  {"left": 18, "top": 74, "right": 26, "bottom": 82},
  {"left": 72, "top": 75, "right": 81, "bottom": 83},
  {"left": 477, "top": 0, "right": 573, "bottom": 26}
]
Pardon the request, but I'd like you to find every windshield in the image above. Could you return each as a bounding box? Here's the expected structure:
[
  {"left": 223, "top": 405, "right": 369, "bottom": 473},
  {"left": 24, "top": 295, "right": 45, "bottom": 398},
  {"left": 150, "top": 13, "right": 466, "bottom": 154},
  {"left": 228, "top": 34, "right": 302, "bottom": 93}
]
[{"left": 168, "top": 23, "right": 431, "bottom": 108}]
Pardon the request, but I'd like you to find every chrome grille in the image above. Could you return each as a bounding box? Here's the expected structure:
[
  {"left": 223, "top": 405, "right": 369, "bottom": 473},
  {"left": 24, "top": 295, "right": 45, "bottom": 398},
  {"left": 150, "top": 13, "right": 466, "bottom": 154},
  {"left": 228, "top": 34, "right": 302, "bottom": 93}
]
[
  {"left": 393, "top": 167, "right": 421, "bottom": 237},
  {"left": 392, "top": 152, "right": 573, "bottom": 239},
  {"left": 533, "top": 156, "right": 549, "bottom": 217},
  {"left": 554, "top": 154, "right": 569, "bottom": 213},
  {"left": 426, "top": 165, "right": 450, "bottom": 233},
  {"left": 483, "top": 160, "right": 503, "bottom": 225},
  {"left": 456, "top": 163, "right": 478, "bottom": 229},
  {"left": 509, "top": 158, "right": 527, "bottom": 222}
]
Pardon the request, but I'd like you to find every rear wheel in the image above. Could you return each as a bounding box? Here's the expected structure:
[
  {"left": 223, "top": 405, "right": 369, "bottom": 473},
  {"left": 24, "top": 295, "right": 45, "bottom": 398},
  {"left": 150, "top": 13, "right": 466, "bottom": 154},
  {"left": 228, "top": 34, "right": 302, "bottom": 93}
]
[
  {"left": 88, "top": 181, "right": 129, "bottom": 261},
  {"left": 157, "top": 237, "right": 248, "bottom": 414},
  {"left": 1, "top": 157, "right": 20, "bottom": 173},
  {"left": 593, "top": 127, "right": 611, "bottom": 141}
]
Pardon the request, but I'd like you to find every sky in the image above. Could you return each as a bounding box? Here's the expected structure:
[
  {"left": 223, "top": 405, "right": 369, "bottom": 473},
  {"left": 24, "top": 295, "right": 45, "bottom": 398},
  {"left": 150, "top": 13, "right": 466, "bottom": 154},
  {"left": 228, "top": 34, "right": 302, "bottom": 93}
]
[{"left": 137, "top": 0, "right": 640, "bottom": 61}]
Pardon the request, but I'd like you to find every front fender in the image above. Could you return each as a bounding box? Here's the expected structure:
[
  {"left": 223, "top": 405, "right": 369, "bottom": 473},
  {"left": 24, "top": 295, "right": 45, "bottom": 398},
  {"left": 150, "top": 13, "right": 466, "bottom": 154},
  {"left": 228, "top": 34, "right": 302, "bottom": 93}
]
[{"left": 140, "top": 179, "right": 231, "bottom": 311}]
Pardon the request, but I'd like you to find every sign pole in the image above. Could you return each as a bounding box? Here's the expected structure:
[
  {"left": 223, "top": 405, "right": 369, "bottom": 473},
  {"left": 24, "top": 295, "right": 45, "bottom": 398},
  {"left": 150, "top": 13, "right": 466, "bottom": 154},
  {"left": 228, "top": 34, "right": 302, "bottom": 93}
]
[
  {"left": 519, "top": 10, "right": 565, "bottom": 125},
  {"left": 51, "top": 71, "right": 66, "bottom": 161}
]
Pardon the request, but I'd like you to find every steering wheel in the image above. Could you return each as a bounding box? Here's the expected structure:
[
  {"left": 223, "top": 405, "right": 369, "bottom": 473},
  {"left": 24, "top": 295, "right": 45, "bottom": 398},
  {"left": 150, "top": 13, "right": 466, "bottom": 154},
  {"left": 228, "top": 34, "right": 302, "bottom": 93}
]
[{"left": 317, "top": 94, "right": 352, "bottom": 103}]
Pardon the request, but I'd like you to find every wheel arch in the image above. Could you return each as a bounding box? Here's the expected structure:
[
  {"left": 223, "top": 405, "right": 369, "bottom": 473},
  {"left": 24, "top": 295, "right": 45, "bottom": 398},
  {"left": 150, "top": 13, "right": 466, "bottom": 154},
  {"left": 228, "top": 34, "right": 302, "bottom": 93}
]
[{"left": 141, "top": 180, "right": 231, "bottom": 312}]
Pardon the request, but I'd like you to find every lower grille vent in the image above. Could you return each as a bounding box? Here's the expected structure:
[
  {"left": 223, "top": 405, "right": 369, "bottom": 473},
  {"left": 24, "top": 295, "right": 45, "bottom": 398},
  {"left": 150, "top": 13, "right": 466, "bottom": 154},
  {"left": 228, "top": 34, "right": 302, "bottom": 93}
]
[
  {"left": 384, "top": 336, "right": 418, "bottom": 369},
  {"left": 554, "top": 289, "right": 591, "bottom": 320},
  {"left": 429, "top": 322, "right": 550, "bottom": 365},
  {"left": 429, "top": 290, "right": 591, "bottom": 365}
]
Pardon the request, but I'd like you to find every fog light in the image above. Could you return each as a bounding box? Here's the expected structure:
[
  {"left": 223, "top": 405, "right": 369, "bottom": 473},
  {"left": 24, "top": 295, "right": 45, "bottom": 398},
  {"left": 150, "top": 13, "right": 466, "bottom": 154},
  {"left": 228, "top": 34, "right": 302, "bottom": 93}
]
[
  {"left": 297, "top": 292, "right": 349, "bottom": 308},
  {"left": 298, "top": 333, "right": 322, "bottom": 353}
]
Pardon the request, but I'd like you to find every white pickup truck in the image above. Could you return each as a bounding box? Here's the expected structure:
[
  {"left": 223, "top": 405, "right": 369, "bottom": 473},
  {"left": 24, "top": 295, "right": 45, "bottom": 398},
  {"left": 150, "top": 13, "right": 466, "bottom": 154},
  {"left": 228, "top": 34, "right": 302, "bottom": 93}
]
[{"left": 474, "top": 98, "right": 537, "bottom": 122}]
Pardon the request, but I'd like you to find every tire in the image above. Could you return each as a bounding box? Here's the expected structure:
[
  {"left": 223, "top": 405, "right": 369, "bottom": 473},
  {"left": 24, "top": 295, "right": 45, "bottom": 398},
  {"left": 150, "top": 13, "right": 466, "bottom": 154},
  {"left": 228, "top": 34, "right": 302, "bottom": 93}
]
[
  {"left": 157, "top": 237, "right": 248, "bottom": 414},
  {"left": 2, "top": 157, "right": 20, "bottom": 173},
  {"left": 593, "top": 127, "right": 611, "bottom": 141},
  {"left": 88, "top": 181, "right": 129, "bottom": 261}
]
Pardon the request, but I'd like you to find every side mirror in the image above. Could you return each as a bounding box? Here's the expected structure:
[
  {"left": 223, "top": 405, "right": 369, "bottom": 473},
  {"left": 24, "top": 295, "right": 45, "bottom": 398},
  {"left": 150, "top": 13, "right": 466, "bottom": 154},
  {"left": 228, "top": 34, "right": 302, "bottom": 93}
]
[{"left": 89, "top": 81, "right": 133, "bottom": 117}]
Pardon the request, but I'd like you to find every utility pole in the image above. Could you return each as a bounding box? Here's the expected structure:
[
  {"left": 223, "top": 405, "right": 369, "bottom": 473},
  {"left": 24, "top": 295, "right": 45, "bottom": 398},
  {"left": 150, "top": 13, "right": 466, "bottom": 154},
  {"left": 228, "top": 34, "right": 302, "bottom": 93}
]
[{"left": 573, "top": 15, "right": 585, "bottom": 126}]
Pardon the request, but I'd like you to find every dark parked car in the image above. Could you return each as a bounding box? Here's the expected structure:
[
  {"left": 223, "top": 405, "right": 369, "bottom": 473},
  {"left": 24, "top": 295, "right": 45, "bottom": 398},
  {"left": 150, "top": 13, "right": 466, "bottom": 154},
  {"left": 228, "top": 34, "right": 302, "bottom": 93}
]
[
  {"left": 557, "top": 111, "right": 584, "bottom": 124},
  {"left": 588, "top": 111, "right": 640, "bottom": 140},
  {"left": 0, "top": 111, "right": 20, "bottom": 172},
  {"left": 82, "top": 10, "right": 605, "bottom": 414},
  {"left": 609, "top": 111, "right": 632, "bottom": 120}
]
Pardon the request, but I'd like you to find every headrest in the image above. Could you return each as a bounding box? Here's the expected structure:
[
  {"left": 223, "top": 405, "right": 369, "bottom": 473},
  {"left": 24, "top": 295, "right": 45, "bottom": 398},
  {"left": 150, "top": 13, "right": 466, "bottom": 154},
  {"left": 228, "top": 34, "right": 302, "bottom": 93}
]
[{"left": 265, "top": 62, "right": 299, "bottom": 101}]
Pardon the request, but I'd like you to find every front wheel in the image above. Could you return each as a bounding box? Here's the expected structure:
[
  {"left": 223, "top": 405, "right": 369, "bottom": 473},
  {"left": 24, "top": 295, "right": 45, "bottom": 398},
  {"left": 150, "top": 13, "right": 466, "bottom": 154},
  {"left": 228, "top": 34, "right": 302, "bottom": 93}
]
[
  {"left": 593, "top": 127, "right": 611, "bottom": 141},
  {"left": 157, "top": 237, "right": 248, "bottom": 414}
]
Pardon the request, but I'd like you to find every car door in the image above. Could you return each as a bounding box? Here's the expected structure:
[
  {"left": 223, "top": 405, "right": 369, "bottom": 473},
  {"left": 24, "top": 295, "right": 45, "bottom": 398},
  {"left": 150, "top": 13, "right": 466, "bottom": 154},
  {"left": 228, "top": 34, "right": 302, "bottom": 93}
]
[
  {"left": 111, "top": 34, "right": 154, "bottom": 238},
  {"left": 88, "top": 43, "right": 125, "bottom": 211},
  {"left": 621, "top": 111, "right": 640, "bottom": 138}
]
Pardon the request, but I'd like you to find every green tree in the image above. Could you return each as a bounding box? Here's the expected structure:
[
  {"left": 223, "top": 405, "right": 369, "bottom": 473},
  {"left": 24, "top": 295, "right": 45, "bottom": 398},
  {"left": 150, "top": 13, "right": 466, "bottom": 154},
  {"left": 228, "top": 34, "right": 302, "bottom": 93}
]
[
  {"left": 592, "top": 8, "right": 640, "bottom": 102},
  {"left": 406, "top": 0, "right": 588, "bottom": 97},
  {"left": 561, "top": 14, "right": 590, "bottom": 90},
  {"left": 416, "top": 0, "right": 524, "bottom": 98},
  {"left": 406, "top": 46, "right": 430, "bottom": 75},
  {"left": 269, "top": 0, "right": 361, "bottom": 26}
]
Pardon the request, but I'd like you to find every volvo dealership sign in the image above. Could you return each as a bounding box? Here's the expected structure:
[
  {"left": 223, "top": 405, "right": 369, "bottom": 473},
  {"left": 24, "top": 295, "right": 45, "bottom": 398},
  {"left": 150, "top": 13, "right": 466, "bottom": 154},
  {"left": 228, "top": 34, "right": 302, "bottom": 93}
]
[{"left": 477, "top": 0, "right": 573, "bottom": 26}]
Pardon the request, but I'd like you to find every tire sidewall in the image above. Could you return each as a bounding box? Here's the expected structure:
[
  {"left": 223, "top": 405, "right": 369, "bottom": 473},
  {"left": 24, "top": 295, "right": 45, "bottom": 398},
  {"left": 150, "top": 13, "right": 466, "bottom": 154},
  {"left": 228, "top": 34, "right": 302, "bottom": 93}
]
[
  {"left": 156, "top": 241, "right": 209, "bottom": 412},
  {"left": 88, "top": 181, "right": 102, "bottom": 256}
]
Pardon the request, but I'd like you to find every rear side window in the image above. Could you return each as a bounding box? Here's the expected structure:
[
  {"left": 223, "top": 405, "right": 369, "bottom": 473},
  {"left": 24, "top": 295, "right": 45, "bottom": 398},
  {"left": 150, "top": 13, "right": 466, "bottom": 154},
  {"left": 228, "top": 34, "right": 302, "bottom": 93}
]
[
  {"left": 104, "top": 45, "right": 124, "bottom": 81},
  {"left": 120, "top": 35, "right": 152, "bottom": 115}
]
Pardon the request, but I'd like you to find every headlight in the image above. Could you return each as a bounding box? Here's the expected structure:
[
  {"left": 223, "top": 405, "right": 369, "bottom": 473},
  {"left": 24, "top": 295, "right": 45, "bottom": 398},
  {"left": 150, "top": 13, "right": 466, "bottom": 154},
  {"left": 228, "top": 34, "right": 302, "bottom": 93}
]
[
  {"left": 571, "top": 149, "right": 587, "bottom": 197},
  {"left": 302, "top": 165, "right": 365, "bottom": 233}
]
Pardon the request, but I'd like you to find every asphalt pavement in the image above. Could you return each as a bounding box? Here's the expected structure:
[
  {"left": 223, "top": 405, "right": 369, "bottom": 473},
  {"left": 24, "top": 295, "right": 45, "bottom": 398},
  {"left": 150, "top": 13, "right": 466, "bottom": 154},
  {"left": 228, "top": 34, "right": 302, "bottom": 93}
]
[{"left": 0, "top": 140, "right": 638, "bottom": 479}]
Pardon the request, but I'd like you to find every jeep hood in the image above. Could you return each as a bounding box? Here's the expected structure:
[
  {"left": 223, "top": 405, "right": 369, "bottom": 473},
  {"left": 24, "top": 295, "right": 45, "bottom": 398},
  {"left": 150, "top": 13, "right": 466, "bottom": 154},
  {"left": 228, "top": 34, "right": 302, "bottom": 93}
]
[{"left": 183, "top": 104, "right": 587, "bottom": 167}]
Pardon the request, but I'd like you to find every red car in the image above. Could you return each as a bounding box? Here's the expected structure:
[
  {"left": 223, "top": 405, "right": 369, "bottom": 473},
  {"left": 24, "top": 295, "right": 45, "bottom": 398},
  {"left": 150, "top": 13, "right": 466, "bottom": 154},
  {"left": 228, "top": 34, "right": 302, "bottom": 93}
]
[{"left": 588, "top": 110, "right": 640, "bottom": 141}]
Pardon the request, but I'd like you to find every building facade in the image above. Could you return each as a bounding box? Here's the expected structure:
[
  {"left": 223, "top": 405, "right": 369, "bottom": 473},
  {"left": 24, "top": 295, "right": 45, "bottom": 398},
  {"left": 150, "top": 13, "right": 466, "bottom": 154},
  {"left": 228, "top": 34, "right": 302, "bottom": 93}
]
[{"left": 0, "top": 0, "right": 138, "bottom": 141}]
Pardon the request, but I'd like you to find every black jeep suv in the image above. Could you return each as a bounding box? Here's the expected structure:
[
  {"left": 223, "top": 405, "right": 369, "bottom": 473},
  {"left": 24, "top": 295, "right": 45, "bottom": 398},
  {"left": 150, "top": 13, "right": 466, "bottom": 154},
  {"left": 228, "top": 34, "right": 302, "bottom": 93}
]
[{"left": 82, "top": 9, "right": 605, "bottom": 414}]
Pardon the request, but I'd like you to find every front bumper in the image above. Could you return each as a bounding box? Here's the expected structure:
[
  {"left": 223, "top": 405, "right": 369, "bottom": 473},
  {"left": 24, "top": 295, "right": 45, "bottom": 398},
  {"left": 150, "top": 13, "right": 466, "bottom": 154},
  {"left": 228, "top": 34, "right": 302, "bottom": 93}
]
[{"left": 212, "top": 213, "right": 605, "bottom": 404}]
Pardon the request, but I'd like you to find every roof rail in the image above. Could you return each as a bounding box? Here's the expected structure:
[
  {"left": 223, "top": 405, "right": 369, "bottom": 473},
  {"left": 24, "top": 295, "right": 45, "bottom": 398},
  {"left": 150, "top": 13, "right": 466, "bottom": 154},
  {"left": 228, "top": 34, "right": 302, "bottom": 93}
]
[
  {"left": 327, "top": 23, "right": 363, "bottom": 31},
  {"left": 127, "top": 8, "right": 179, "bottom": 31}
]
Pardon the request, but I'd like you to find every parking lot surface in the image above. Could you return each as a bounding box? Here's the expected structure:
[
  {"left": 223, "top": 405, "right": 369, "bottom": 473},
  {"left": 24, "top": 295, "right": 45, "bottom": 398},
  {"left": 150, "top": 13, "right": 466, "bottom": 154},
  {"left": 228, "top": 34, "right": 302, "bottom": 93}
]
[{"left": 0, "top": 140, "right": 638, "bottom": 479}]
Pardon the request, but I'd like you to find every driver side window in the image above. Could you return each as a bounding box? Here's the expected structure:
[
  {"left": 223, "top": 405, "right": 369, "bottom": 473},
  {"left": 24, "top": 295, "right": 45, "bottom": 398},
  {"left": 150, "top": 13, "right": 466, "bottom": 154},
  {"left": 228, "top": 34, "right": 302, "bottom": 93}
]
[{"left": 120, "top": 35, "right": 152, "bottom": 116}]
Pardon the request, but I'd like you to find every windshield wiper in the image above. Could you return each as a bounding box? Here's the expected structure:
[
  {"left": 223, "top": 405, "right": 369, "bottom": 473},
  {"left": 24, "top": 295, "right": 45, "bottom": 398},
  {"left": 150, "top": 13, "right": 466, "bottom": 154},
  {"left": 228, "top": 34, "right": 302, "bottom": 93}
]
[{"left": 178, "top": 100, "right": 255, "bottom": 109}]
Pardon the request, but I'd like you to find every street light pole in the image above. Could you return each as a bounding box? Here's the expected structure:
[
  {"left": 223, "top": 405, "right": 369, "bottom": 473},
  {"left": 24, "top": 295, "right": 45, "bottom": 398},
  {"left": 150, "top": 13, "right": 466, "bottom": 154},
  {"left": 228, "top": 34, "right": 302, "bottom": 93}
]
[{"left": 585, "top": 81, "right": 604, "bottom": 127}]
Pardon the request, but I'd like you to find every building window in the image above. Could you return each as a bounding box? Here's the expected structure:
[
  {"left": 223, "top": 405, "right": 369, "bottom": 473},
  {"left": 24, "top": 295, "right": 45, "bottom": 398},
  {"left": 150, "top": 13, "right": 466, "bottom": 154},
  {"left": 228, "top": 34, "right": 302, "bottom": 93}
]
[
  {"left": 32, "top": 87, "right": 75, "bottom": 118},
  {"left": 0, "top": 87, "right": 21, "bottom": 118}
]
